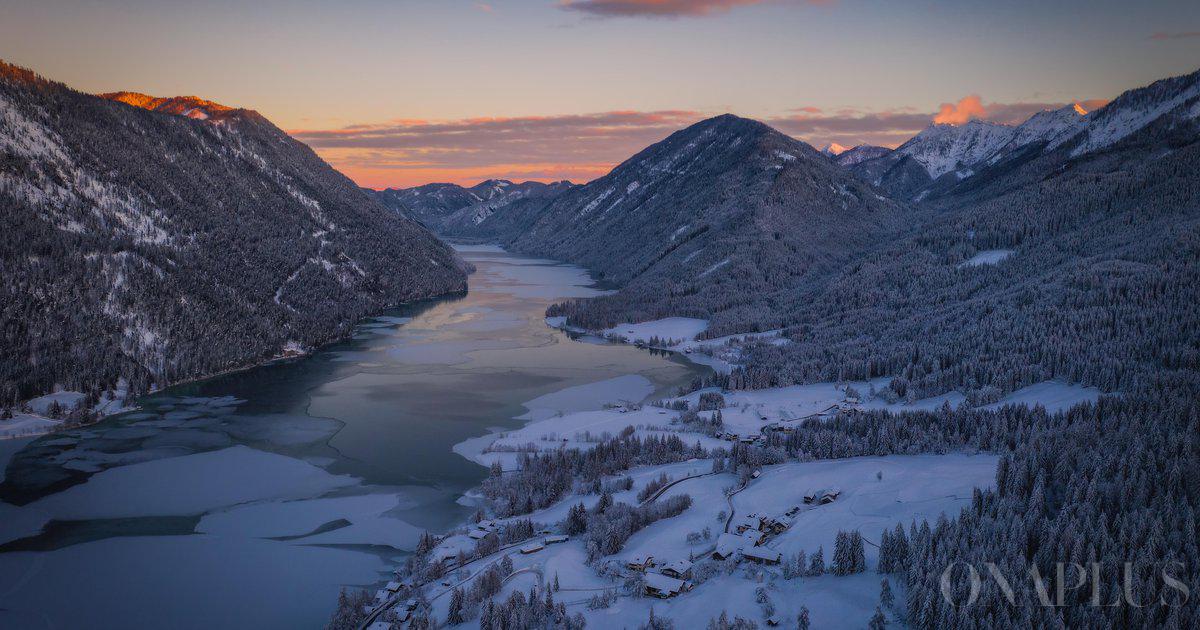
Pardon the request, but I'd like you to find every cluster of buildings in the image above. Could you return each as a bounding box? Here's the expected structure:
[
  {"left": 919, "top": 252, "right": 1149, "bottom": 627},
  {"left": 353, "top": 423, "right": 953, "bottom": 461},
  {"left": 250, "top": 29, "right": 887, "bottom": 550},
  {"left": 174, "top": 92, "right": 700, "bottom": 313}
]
[{"left": 625, "top": 555, "right": 696, "bottom": 599}]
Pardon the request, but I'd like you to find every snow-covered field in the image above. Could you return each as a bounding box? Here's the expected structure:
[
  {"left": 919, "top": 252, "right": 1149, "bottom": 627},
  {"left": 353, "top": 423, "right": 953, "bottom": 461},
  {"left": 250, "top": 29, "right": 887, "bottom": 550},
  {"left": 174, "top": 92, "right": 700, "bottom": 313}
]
[
  {"left": 420, "top": 454, "right": 993, "bottom": 629},
  {"left": 1, "top": 384, "right": 134, "bottom": 439},
  {"left": 601, "top": 317, "right": 710, "bottom": 345},
  {"left": 958, "top": 248, "right": 1014, "bottom": 267},
  {"left": 427, "top": 360, "right": 1107, "bottom": 627}
]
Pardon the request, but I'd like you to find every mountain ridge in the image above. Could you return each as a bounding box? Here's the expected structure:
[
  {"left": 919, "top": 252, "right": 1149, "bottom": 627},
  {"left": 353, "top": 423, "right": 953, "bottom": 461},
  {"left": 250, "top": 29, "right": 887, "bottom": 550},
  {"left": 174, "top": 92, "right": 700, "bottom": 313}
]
[{"left": 0, "top": 59, "right": 469, "bottom": 405}]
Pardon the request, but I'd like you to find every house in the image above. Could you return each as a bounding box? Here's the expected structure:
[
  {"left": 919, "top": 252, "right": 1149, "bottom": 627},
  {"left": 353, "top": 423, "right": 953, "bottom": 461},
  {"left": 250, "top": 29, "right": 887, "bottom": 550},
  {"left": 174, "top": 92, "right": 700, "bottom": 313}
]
[
  {"left": 766, "top": 615, "right": 782, "bottom": 626},
  {"left": 545, "top": 534, "right": 569, "bottom": 544},
  {"left": 468, "top": 529, "right": 489, "bottom": 540},
  {"left": 626, "top": 554, "right": 655, "bottom": 571},
  {"left": 820, "top": 489, "right": 841, "bottom": 504},
  {"left": 804, "top": 488, "right": 841, "bottom": 504},
  {"left": 374, "top": 589, "right": 389, "bottom": 602},
  {"left": 644, "top": 572, "right": 690, "bottom": 598},
  {"left": 784, "top": 506, "right": 801, "bottom": 517},
  {"left": 714, "top": 533, "right": 743, "bottom": 560},
  {"left": 741, "top": 530, "right": 766, "bottom": 547},
  {"left": 742, "top": 547, "right": 782, "bottom": 565},
  {"left": 659, "top": 559, "right": 693, "bottom": 579},
  {"left": 751, "top": 469, "right": 762, "bottom": 479},
  {"left": 733, "top": 513, "right": 761, "bottom": 534},
  {"left": 478, "top": 519, "right": 499, "bottom": 531},
  {"left": 760, "top": 516, "right": 789, "bottom": 534},
  {"left": 403, "top": 599, "right": 418, "bottom": 611},
  {"left": 384, "top": 581, "right": 402, "bottom": 593},
  {"left": 520, "top": 542, "right": 545, "bottom": 554}
]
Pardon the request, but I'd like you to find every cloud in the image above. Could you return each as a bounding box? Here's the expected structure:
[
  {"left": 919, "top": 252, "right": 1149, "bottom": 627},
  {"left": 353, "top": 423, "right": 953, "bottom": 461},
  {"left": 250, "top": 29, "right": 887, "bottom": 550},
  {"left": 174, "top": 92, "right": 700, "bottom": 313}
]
[
  {"left": 557, "top": 0, "right": 825, "bottom": 19},
  {"left": 1149, "top": 31, "right": 1200, "bottom": 40},
  {"left": 295, "top": 96, "right": 1110, "bottom": 188},
  {"left": 290, "top": 110, "right": 702, "bottom": 188},
  {"left": 933, "top": 94, "right": 987, "bottom": 125}
]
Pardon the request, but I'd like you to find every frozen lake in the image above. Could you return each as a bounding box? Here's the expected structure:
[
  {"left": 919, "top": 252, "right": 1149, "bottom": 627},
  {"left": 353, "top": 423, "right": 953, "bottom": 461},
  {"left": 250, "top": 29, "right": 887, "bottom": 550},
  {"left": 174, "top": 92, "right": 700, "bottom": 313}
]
[{"left": 0, "top": 246, "right": 706, "bottom": 629}]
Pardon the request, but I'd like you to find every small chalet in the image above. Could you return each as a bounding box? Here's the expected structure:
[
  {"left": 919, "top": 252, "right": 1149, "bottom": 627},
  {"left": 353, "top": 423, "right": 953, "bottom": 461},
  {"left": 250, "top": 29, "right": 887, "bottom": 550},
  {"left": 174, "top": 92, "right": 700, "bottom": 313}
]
[
  {"left": 742, "top": 547, "right": 782, "bottom": 565},
  {"left": 803, "top": 488, "right": 841, "bottom": 505},
  {"left": 626, "top": 554, "right": 655, "bottom": 571},
  {"left": 468, "top": 529, "right": 489, "bottom": 540},
  {"left": 713, "top": 533, "right": 744, "bottom": 560},
  {"left": 520, "top": 541, "right": 545, "bottom": 554},
  {"left": 644, "top": 572, "right": 691, "bottom": 599},
  {"left": 544, "top": 534, "right": 569, "bottom": 544},
  {"left": 659, "top": 559, "right": 694, "bottom": 579},
  {"left": 740, "top": 529, "right": 766, "bottom": 547}
]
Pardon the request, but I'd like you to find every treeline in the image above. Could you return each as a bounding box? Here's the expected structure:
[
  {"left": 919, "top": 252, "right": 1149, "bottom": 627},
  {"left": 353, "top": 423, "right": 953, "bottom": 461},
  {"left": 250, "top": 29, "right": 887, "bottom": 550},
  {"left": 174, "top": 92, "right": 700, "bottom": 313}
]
[{"left": 480, "top": 428, "right": 705, "bottom": 517}]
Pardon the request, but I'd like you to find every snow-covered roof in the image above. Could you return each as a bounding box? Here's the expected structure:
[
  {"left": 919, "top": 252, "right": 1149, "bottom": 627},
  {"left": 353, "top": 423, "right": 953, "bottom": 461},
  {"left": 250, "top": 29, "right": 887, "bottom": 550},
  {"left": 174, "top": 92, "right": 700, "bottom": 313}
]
[
  {"left": 628, "top": 554, "right": 654, "bottom": 566},
  {"left": 468, "top": 529, "right": 489, "bottom": 539},
  {"left": 520, "top": 542, "right": 544, "bottom": 553},
  {"left": 545, "top": 534, "right": 569, "bottom": 543},
  {"left": 643, "top": 572, "right": 685, "bottom": 594},
  {"left": 384, "top": 581, "right": 402, "bottom": 592},
  {"left": 661, "top": 559, "right": 693, "bottom": 574},
  {"left": 715, "top": 533, "right": 744, "bottom": 557},
  {"left": 742, "top": 547, "right": 782, "bottom": 562}
]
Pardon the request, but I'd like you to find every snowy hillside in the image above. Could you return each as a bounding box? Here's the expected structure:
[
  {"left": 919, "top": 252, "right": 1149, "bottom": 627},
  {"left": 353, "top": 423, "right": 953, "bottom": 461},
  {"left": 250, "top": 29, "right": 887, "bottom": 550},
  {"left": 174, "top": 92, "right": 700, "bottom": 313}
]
[{"left": 0, "top": 60, "right": 468, "bottom": 407}]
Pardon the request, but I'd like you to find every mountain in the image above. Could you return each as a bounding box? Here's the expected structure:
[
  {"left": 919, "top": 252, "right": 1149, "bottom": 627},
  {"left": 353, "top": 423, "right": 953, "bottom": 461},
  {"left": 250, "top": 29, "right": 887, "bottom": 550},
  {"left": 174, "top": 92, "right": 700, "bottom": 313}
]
[
  {"left": 741, "top": 66, "right": 1200, "bottom": 395},
  {"left": 0, "top": 61, "right": 468, "bottom": 406},
  {"left": 831, "top": 144, "right": 890, "bottom": 167},
  {"left": 369, "top": 179, "right": 575, "bottom": 238},
  {"left": 500, "top": 114, "right": 906, "bottom": 336},
  {"left": 819, "top": 142, "right": 848, "bottom": 156},
  {"left": 851, "top": 70, "right": 1200, "bottom": 201},
  {"left": 99, "top": 91, "right": 236, "bottom": 121}
]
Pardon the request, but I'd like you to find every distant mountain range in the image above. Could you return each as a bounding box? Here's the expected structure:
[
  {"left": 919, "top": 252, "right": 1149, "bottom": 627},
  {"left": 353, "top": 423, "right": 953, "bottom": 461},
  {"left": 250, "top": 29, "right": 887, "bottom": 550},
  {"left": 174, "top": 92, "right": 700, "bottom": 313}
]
[
  {"left": 852, "top": 70, "right": 1200, "bottom": 200},
  {"left": 0, "top": 61, "right": 468, "bottom": 406},
  {"left": 369, "top": 179, "right": 575, "bottom": 239}
]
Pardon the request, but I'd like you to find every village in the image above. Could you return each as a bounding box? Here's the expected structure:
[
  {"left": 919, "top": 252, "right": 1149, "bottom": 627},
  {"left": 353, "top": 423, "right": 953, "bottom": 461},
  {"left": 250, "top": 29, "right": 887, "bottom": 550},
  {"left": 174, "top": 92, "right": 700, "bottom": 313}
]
[{"left": 349, "top": 319, "right": 1100, "bottom": 629}]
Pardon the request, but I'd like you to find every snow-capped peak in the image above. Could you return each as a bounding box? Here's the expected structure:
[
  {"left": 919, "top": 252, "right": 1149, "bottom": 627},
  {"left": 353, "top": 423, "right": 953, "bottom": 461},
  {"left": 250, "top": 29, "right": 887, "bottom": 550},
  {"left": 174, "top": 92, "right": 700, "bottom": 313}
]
[
  {"left": 896, "top": 120, "right": 1016, "bottom": 179},
  {"left": 820, "top": 142, "right": 849, "bottom": 156}
]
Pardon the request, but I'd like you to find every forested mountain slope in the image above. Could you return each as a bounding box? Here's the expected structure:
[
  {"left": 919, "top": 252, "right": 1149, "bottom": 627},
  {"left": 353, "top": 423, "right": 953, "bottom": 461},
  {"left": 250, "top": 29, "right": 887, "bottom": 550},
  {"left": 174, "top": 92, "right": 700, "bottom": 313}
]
[
  {"left": 507, "top": 114, "right": 908, "bottom": 337},
  {"left": 0, "top": 61, "right": 468, "bottom": 405}
]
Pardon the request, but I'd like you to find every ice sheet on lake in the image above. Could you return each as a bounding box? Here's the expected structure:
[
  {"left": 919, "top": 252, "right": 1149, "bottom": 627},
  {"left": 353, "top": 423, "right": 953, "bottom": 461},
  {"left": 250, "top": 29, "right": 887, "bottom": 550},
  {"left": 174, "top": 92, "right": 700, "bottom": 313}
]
[
  {"left": 198, "top": 492, "right": 423, "bottom": 549},
  {"left": 29, "top": 446, "right": 358, "bottom": 520}
]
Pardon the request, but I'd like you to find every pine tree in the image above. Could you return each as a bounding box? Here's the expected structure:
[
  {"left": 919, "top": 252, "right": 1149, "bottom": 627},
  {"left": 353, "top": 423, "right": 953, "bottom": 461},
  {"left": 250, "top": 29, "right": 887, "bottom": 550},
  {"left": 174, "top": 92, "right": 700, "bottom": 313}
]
[
  {"left": 446, "top": 587, "right": 464, "bottom": 625},
  {"left": 868, "top": 606, "right": 887, "bottom": 630},
  {"left": 807, "top": 547, "right": 824, "bottom": 576},
  {"left": 797, "top": 606, "right": 810, "bottom": 630}
]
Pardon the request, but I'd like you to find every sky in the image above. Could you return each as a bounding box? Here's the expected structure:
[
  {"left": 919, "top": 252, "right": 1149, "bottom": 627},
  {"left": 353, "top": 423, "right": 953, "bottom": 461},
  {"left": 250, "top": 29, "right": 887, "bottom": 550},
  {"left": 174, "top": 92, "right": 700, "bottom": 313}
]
[{"left": 3, "top": 0, "right": 1198, "bottom": 188}]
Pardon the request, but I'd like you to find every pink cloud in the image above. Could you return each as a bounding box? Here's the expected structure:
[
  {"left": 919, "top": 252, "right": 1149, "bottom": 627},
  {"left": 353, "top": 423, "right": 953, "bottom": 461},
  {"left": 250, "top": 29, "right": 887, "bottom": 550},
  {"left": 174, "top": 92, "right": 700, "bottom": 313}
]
[
  {"left": 558, "top": 0, "right": 827, "bottom": 19},
  {"left": 933, "top": 94, "right": 987, "bottom": 125},
  {"left": 295, "top": 94, "right": 1111, "bottom": 188}
]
